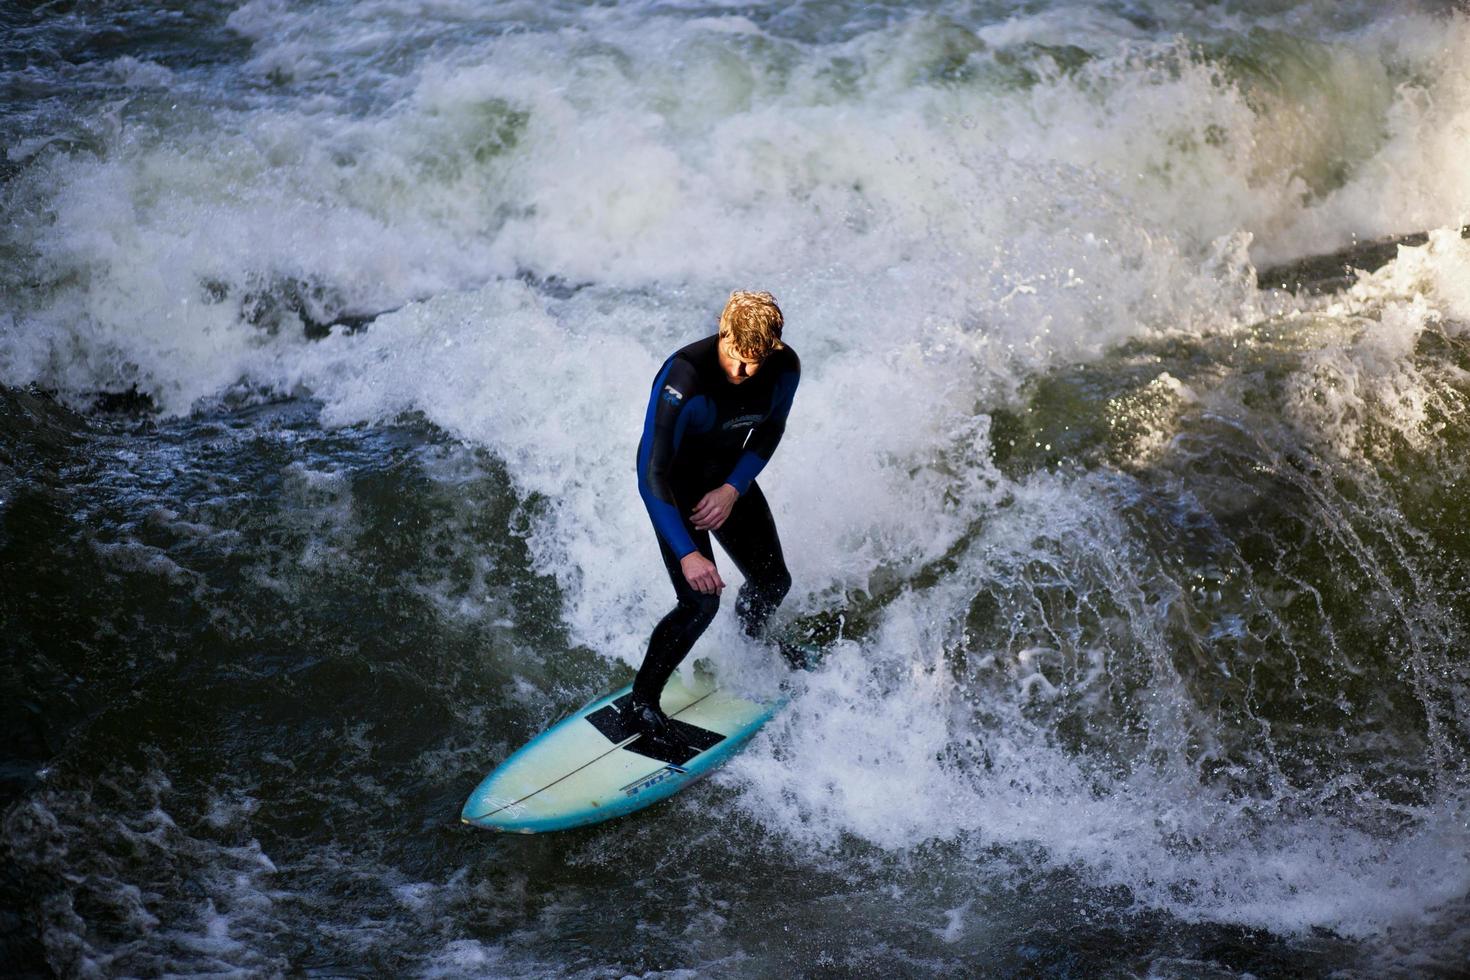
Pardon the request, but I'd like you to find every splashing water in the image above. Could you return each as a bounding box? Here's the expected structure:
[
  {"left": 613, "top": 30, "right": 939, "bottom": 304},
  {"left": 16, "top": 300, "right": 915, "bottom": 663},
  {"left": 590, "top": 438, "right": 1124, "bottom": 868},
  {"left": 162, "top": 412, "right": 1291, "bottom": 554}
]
[{"left": 4, "top": 0, "right": 1470, "bottom": 974}]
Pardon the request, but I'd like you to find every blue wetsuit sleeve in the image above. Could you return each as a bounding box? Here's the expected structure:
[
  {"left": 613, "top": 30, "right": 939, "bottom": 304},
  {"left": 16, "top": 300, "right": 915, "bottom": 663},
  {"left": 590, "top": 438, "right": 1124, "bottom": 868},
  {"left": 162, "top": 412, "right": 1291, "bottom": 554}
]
[
  {"left": 637, "top": 357, "right": 700, "bottom": 558},
  {"left": 726, "top": 358, "right": 800, "bottom": 495}
]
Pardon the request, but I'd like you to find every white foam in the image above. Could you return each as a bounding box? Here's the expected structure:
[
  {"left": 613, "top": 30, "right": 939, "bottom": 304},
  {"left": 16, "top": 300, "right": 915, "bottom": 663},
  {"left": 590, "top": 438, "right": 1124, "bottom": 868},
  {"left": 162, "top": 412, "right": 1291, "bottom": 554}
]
[
  {"left": 1270, "top": 229, "right": 1470, "bottom": 459},
  {"left": 724, "top": 465, "right": 1470, "bottom": 938},
  {"left": 104, "top": 56, "right": 175, "bottom": 89},
  {"left": 17, "top": 2, "right": 1470, "bottom": 413},
  {"left": 7, "top": 0, "right": 1470, "bottom": 950}
]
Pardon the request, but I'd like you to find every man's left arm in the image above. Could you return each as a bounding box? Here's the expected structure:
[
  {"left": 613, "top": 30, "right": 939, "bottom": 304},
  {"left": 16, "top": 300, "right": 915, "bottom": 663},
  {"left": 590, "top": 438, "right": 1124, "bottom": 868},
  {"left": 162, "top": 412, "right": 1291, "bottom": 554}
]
[
  {"left": 726, "top": 360, "right": 801, "bottom": 495},
  {"left": 691, "top": 357, "right": 801, "bottom": 531}
]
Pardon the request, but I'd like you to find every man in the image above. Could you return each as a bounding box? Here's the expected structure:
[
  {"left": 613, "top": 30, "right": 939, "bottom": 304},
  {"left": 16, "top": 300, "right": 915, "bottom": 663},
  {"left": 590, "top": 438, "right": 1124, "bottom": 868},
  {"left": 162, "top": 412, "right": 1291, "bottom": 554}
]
[{"left": 628, "top": 290, "right": 801, "bottom": 743}]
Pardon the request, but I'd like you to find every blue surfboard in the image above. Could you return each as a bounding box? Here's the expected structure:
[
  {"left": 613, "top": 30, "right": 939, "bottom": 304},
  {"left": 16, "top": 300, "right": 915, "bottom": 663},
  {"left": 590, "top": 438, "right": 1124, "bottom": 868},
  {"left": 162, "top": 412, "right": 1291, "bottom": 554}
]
[{"left": 461, "top": 670, "right": 786, "bottom": 833}]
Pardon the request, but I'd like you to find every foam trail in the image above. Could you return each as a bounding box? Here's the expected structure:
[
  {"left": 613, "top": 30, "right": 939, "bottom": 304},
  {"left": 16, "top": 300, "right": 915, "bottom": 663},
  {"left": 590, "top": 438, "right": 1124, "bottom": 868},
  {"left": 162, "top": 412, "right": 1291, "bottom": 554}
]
[{"left": 4, "top": 0, "right": 1470, "bottom": 968}]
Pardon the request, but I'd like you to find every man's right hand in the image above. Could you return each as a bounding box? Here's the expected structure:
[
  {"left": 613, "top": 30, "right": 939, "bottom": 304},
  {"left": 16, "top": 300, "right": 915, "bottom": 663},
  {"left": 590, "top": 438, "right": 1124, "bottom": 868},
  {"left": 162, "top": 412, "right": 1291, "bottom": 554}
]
[{"left": 680, "top": 552, "right": 725, "bottom": 595}]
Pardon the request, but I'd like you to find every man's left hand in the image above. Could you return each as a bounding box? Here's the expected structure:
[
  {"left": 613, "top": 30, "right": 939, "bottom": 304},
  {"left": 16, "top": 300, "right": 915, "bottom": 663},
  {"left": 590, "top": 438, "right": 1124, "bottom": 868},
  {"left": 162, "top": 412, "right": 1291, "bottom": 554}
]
[{"left": 690, "top": 484, "right": 739, "bottom": 531}]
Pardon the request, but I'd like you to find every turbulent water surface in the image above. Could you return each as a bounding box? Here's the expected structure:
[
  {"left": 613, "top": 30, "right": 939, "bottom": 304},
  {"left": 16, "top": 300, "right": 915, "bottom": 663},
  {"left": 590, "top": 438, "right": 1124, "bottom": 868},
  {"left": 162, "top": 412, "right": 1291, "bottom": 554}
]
[{"left": 5, "top": 0, "right": 1470, "bottom": 975}]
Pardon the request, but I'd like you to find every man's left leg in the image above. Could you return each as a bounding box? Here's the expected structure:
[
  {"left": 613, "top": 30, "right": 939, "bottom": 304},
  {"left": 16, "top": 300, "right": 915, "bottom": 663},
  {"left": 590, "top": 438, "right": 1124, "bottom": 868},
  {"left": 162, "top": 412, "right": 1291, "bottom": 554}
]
[{"left": 714, "top": 481, "right": 792, "bottom": 640}]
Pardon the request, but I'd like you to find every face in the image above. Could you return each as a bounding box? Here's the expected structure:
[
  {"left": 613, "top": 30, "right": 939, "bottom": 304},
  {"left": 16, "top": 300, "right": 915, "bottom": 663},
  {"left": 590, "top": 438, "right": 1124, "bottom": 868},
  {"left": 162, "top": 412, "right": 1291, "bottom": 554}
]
[{"left": 718, "top": 336, "right": 765, "bottom": 384}]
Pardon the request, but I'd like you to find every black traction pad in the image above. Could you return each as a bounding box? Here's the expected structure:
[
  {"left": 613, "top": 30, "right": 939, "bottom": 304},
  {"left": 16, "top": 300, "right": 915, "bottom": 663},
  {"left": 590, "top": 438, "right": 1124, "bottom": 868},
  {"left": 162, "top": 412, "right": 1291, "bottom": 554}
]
[{"left": 585, "top": 694, "right": 725, "bottom": 767}]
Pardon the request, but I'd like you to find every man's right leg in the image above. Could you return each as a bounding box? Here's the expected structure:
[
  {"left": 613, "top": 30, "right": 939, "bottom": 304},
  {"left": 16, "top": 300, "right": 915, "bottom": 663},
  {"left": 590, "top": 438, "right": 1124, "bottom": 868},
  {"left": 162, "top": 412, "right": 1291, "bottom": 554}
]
[{"left": 629, "top": 529, "right": 720, "bottom": 731}]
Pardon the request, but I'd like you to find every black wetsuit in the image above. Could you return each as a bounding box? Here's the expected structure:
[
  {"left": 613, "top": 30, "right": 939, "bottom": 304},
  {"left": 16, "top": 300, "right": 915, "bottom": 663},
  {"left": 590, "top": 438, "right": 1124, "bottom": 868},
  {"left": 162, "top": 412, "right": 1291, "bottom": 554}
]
[{"left": 634, "top": 334, "right": 801, "bottom": 707}]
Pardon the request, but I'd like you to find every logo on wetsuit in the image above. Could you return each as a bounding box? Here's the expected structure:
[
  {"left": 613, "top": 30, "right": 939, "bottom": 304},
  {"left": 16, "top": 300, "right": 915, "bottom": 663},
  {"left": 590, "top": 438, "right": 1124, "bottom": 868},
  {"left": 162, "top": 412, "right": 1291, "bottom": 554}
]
[
  {"left": 722, "top": 413, "right": 765, "bottom": 432},
  {"left": 661, "top": 385, "right": 684, "bottom": 406}
]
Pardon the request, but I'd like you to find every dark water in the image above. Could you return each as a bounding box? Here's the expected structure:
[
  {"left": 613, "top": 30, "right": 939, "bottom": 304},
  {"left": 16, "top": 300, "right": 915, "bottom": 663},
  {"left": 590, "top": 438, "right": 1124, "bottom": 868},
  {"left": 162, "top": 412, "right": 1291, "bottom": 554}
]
[
  {"left": 0, "top": 385, "right": 1368, "bottom": 974},
  {"left": 6, "top": 300, "right": 1470, "bottom": 974},
  {"left": 6, "top": 0, "right": 1470, "bottom": 976}
]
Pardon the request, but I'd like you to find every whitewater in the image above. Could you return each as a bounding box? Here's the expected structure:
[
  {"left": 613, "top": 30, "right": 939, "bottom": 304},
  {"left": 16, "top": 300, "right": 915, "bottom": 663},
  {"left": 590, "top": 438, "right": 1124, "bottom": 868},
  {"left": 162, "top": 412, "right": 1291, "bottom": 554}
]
[{"left": 3, "top": 0, "right": 1470, "bottom": 975}]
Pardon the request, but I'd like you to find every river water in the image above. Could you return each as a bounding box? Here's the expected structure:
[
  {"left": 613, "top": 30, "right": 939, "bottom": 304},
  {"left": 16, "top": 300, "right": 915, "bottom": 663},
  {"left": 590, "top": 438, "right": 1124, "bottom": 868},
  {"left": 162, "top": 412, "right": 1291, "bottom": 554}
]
[{"left": 4, "top": 1, "right": 1470, "bottom": 975}]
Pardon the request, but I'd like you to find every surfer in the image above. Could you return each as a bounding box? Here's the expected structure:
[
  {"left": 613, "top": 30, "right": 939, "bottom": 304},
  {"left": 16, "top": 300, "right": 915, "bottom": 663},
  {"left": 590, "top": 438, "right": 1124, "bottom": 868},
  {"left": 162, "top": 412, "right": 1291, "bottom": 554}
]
[{"left": 627, "top": 290, "right": 802, "bottom": 743}]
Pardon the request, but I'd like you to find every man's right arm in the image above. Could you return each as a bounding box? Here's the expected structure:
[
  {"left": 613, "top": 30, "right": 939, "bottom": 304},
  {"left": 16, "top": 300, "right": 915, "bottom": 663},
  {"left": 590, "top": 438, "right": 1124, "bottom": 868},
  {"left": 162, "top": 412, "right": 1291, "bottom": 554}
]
[{"left": 636, "top": 357, "right": 700, "bottom": 559}]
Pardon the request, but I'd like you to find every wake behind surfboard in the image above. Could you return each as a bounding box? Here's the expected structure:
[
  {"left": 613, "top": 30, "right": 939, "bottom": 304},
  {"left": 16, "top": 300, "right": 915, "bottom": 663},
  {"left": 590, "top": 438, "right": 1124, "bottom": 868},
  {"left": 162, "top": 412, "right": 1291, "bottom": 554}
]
[{"left": 461, "top": 670, "right": 786, "bottom": 833}]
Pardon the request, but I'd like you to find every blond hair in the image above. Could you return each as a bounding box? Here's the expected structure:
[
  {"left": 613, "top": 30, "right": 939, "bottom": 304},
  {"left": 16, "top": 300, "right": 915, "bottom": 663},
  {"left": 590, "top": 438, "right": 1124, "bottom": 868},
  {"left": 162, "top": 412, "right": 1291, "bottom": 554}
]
[{"left": 718, "top": 290, "right": 784, "bottom": 359}]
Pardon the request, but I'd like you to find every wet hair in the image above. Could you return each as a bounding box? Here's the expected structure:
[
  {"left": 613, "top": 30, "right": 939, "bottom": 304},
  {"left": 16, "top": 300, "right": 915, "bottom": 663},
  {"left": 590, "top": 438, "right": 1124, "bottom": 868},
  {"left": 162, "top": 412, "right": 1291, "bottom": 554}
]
[{"left": 718, "top": 290, "right": 784, "bottom": 360}]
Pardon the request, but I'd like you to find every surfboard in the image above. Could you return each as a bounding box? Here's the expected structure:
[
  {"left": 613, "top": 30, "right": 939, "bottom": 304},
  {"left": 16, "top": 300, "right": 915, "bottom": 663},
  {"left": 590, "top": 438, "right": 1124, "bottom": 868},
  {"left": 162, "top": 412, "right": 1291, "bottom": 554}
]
[{"left": 461, "top": 669, "right": 786, "bottom": 834}]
